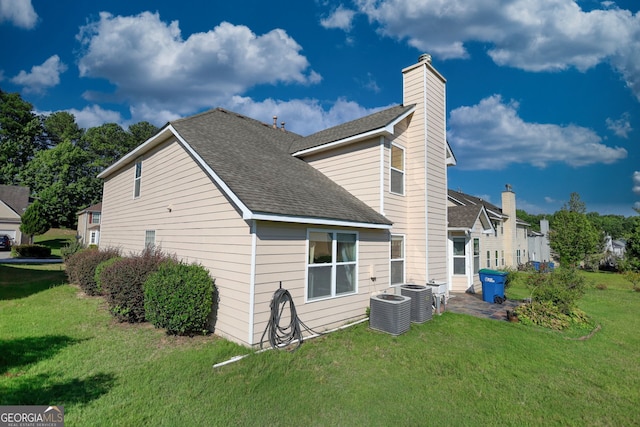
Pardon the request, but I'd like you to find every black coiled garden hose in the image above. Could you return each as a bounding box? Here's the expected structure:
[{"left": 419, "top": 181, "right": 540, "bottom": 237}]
[{"left": 260, "top": 287, "right": 318, "bottom": 351}]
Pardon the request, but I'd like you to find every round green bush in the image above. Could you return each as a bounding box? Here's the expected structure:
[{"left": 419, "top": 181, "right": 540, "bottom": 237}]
[
  {"left": 64, "top": 247, "right": 120, "bottom": 295},
  {"left": 144, "top": 262, "right": 215, "bottom": 335}
]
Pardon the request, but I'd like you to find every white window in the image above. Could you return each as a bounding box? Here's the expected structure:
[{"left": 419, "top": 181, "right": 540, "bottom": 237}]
[
  {"left": 390, "top": 235, "right": 405, "bottom": 285},
  {"left": 134, "top": 159, "right": 142, "bottom": 198},
  {"left": 307, "top": 230, "right": 358, "bottom": 300},
  {"left": 90, "top": 230, "right": 99, "bottom": 245},
  {"left": 390, "top": 144, "right": 405, "bottom": 195},
  {"left": 495, "top": 251, "right": 499, "bottom": 267},
  {"left": 486, "top": 250, "right": 491, "bottom": 268},
  {"left": 91, "top": 212, "right": 101, "bottom": 224},
  {"left": 501, "top": 250, "right": 505, "bottom": 266},
  {"left": 473, "top": 238, "right": 480, "bottom": 274},
  {"left": 145, "top": 230, "right": 155, "bottom": 248},
  {"left": 453, "top": 238, "right": 466, "bottom": 275}
]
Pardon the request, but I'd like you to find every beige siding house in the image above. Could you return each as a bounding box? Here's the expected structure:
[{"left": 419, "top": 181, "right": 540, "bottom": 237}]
[
  {"left": 99, "top": 55, "right": 453, "bottom": 346},
  {"left": 77, "top": 202, "right": 102, "bottom": 246},
  {"left": 447, "top": 186, "right": 530, "bottom": 292},
  {"left": 0, "top": 185, "right": 30, "bottom": 246}
]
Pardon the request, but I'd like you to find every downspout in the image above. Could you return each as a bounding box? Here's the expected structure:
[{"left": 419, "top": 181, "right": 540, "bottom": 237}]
[
  {"left": 248, "top": 220, "right": 257, "bottom": 345},
  {"left": 379, "top": 136, "right": 385, "bottom": 216}
]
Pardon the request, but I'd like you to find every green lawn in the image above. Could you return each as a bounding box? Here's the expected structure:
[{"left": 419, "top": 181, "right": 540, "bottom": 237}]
[
  {"left": 34, "top": 228, "right": 76, "bottom": 258},
  {"left": 1, "top": 267, "right": 638, "bottom": 426}
]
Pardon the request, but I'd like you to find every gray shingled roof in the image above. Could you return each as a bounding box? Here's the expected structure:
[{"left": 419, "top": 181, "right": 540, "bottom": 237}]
[
  {"left": 289, "top": 104, "right": 415, "bottom": 154},
  {"left": 448, "top": 189, "right": 529, "bottom": 226},
  {"left": 448, "top": 205, "right": 484, "bottom": 229},
  {"left": 170, "top": 108, "right": 392, "bottom": 226},
  {"left": 77, "top": 202, "right": 102, "bottom": 215},
  {"left": 448, "top": 189, "right": 502, "bottom": 219},
  {"left": 0, "top": 185, "right": 30, "bottom": 217}
]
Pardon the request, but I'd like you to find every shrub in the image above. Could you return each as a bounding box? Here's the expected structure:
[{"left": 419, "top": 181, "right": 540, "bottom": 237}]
[
  {"left": 514, "top": 301, "right": 590, "bottom": 331},
  {"left": 623, "top": 270, "right": 640, "bottom": 292},
  {"left": 61, "top": 239, "right": 85, "bottom": 261},
  {"left": 94, "top": 256, "right": 122, "bottom": 295},
  {"left": 526, "top": 267, "right": 586, "bottom": 315},
  {"left": 500, "top": 267, "right": 518, "bottom": 289},
  {"left": 145, "top": 261, "right": 215, "bottom": 335},
  {"left": 100, "top": 247, "right": 172, "bottom": 323},
  {"left": 12, "top": 244, "right": 52, "bottom": 258},
  {"left": 514, "top": 301, "right": 570, "bottom": 330},
  {"left": 65, "top": 247, "right": 120, "bottom": 295}
]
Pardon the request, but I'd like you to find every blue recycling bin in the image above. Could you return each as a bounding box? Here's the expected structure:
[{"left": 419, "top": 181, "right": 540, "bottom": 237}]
[{"left": 478, "top": 269, "right": 508, "bottom": 304}]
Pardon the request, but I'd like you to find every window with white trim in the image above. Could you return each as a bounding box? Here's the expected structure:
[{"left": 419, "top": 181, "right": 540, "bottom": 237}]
[
  {"left": 473, "top": 238, "right": 480, "bottom": 274},
  {"left": 390, "top": 144, "right": 405, "bottom": 195},
  {"left": 307, "top": 231, "right": 358, "bottom": 300},
  {"left": 453, "top": 238, "right": 466, "bottom": 275},
  {"left": 90, "top": 230, "right": 98, "bottom": 245},
  {"left": 145, "top": 230, "right": 155, "bottom": 248},
  {"left": 134, "top": 158, "right": 142, "bottom": 198},
  {"left": 486, "top": 250, "right": 491, "bottom": 268},
  {"left": 91, "top": 212, "right": 101, "bottom": 224},
  {"left": 390, "top": 235, "right": 405, "bottom": 285}
]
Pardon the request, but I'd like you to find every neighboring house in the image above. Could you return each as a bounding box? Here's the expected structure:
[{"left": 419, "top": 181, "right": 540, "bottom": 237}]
[
  {"left": 98, "top": 54, "right": 455, "bottom": 347},
  {"left": 0, "top": 185, "right": 31, "bottom": 246},
  {"left": 77, "top": 202, "right": 102, "bottom": 246},
  {"left": 447, "top": 186, "right": 530, "bottom": 292},
  {"left": 528, "top": 219, "right": 551, "bottom": 263},
  {"left": 603, "top": 235, "right": 626, "bottom": 265}
]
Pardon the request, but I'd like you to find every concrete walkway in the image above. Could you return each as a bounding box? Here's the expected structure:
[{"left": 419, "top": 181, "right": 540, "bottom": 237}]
[{"left": 447, "top": 292, "right": 522, "bottom": 321}]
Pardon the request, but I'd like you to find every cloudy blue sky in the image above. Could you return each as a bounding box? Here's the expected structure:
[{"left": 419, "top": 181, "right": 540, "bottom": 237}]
[{"left": 1, "top": 0, "right": 638, "bottom": 216}]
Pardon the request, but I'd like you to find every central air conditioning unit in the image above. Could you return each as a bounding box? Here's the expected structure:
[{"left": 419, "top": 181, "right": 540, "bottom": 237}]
[
  {"left": 369, "top": 294, "right": 411, "bottom": 336},
  {"left": 400, "top": 284, "right": 433, "bottom": 323}
]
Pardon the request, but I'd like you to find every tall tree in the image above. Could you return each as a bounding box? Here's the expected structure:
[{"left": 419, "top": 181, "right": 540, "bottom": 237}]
[
  {"left": 564, "top": 192, "right": 587, "bottom": 214},
  {"left": 128, "top": 121, "right": 158, "bottom": 146},
  {"left": 20, "top": 200, "right": 50, "bottom": 237},
  {"left": 0, "top": 90, "right": 45, "bottom": 184},
  {"left": 550, "top": 204, "right": 603, "bottom": 267},
  {"left": 20, "top": 141, "right": 101, "bottom": 228},
  {"left": 82, "top": 123, "right": 137, "bottom": 171},
  {"left": 44, "top": 111, "right": 83, "bottom": 146}
]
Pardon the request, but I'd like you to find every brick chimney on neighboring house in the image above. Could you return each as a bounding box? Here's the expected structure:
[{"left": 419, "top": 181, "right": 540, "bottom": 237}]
[{"left": 502, "top": 184, "right": 517, "bottom": 267}]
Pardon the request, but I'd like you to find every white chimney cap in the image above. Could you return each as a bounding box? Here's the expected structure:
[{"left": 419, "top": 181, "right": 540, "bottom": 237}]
[{"left": 418, "top": 53, "right": 432, "bottom": 63}]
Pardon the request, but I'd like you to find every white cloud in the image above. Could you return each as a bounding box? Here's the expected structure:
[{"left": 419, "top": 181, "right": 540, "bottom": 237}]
[
  {"left": 320, "top": 5, "right": 357, "bottom": 31},
  {"left": 75, "top": 12, "right": 321, "bottom": 119},
  {"left": 0, "top": 0, "right": 37, "bottom": 29},
  {"left": 447, "top": 95, "right": 627, "bottom": 170},
  {"left": 10, "top": 55, "right": 67, "bottom": 93},
  {"left": 225, "top": 96, "right": 390, "bottom": 135},
  {"left": 544, "top": 196, "right": 558, "bottom": 204},
  {"left": 635, "top": 201, "right": 640, "bottom": 211},
  {"left": 354, "top": 0, "right": 640, "bottom": 100},
  {"left": 65, "top": 105, "right": 124, "bottom": 130},
  {"left": 633, "top": 171, "right": 640, "bottom": 195},
  {"left": 606, "top": 113, "right": 632, "bottom": 138}
]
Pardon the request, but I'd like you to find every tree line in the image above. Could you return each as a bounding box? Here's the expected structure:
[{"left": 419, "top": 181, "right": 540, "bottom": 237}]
[
  {"left": 519, "top": 192, "right": 640, "bottom": 271},
  {"left": 0, "top": 89, "right": 158, "bottom": 233}
]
